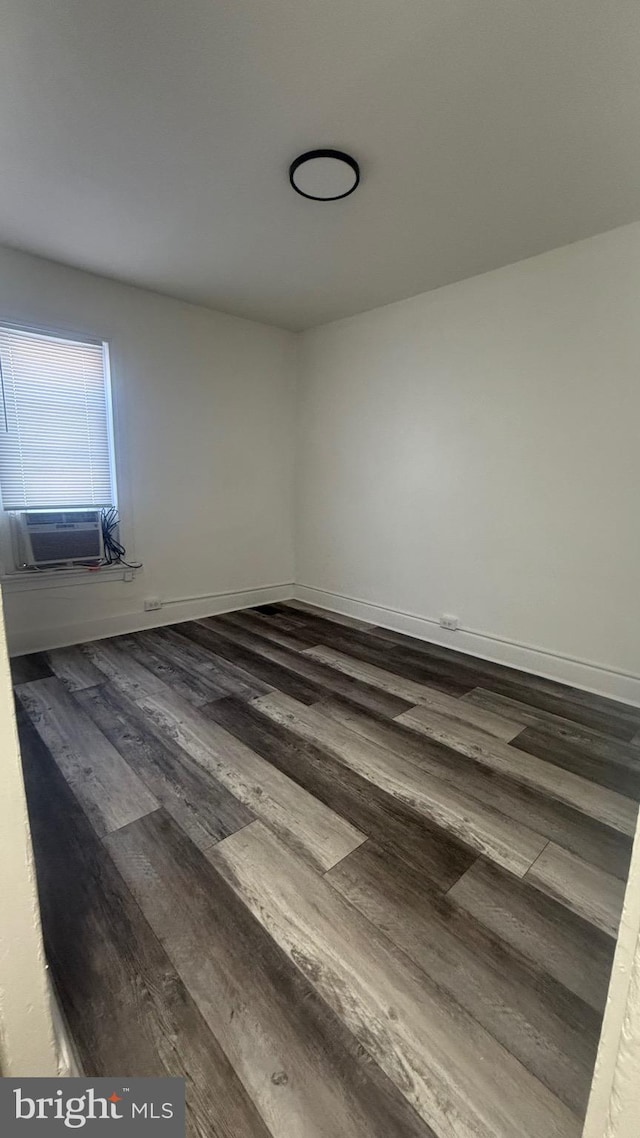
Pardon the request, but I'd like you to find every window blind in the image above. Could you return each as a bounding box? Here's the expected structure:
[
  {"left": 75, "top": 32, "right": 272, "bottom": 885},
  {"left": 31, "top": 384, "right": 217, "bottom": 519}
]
[{"left": 0, "top": 325, "right": 116, "bottom": 510}]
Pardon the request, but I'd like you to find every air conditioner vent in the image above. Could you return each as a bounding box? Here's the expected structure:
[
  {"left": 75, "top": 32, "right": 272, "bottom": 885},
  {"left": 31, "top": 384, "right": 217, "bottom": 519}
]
[{"left": 13, "top": 510, "right": 104, "bottom": 568}]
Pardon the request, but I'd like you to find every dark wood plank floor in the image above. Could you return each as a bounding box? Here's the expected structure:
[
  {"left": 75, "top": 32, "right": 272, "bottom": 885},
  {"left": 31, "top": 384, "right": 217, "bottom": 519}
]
[{"left": 13, "top": 601, "right": 640, "bottom": 1138}]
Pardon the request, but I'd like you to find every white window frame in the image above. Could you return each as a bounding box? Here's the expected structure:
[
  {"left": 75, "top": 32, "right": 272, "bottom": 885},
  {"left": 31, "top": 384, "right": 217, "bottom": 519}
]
[{"left": 102, "top": 339, "right": 119, "bottom": 512}]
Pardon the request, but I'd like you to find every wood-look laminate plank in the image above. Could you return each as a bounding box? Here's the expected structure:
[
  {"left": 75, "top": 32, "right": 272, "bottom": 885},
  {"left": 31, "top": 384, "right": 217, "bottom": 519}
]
[
  {"left": 153, "top": 625, "right": 273, "bottom": 699},
  {"left": 140, "top": 627, "right": 270, "bottom": 701},
  {"left": 326, "top": 839, "right": 599, "bottom": 1115},
  {"left": 76, "top": 683, "right": 253, "bottom": 850},
  {"left": 281, "top": 599, "right": 373, "bottom": 631},
  {"left": 250, "top": 604, "right": 311, "bottom": 630},
  {"left": 17, "top": 677, "right": 158, "bottom": 837},
  {"left": 512, "top": 723, "right": 640, "bottom": 798},
  {"left": 11, "top": 651, "right": 53, "bottom": 685},
  {"left": 81, "top": 637, "right": 171, "bottom": 699},
  {"left": 525, "top": 842, "right": 626, "bottom": 939},
  {"left": 177, "top": 620, "right": 332, "bottom": 705},
  {"left": 319, "top": 697, "right": 633, "bottom": 879},
  {"left": 448, "top": 859, "right": 615, "bottom": 1013},
  {"left": 15, "top": 610, "right": 626, "bottom": 1138},
  {"left": 46, "top": 646, "right": 106, "bottom": 691},
  {"left": 253, "top": 692, "right": 548, "bottom": 875},
  {"left": 218, "top": 609, "right": 319, "bottom": 651},
  {"left": 266, "top": 606, "right": 476, "bottom": 698},
  {"left": 105, "top": 808, "right": 434, "bottom": 1138},
  {"left": 304, "top": 644, "right": 523, "bottom": 740},
  {"left": 329, "top": 616, "right": 615, "bottom": 738},
  {"left": 119, "top": 637, "right": 216, "bottom": 705},
  {"left": 204, "top": 696, "right": 475, "bottom": 890},
  {"left": 118, "top": 632, "right": 231, "bottom": 706},
  {"left": 460, "top": 687, "right": 584, "bottom": 731},
  {"left": 18, "top": 713, "right": 271, "bottom": 1138},
  {"left": 463, "top": 688, "right": 640, "bottom": 768},
  {"left": 205, "top": 615, "right": 413, "bottom": 718},
  {"left": 483, "top": 676, "right": 640, "bottom": 741},
  {"left": 346, "top": 623, "right": 640, "bottom": 740},
  {"left": 127, "top": 685, "right": 366, "bottom": 871},
  {"left": 251, "top": 612, "right": 313, "bottom": 635},
  {"left": 366, "top": 625, "right": 570, "bottom": 695},
  {"left": 367, "top": 623, "right": 637, "bottom": 716},
  {"left": 211, "top": 820, "right": 580, "bottom": 1138},
  {"left": 396, "top": 704, "right": 638, "bottom": 836}
]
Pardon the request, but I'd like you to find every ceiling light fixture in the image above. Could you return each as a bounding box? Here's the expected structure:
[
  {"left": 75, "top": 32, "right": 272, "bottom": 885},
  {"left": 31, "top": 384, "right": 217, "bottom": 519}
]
[{"left": 289, "top": 149, "right": 360, "bottom": 201}]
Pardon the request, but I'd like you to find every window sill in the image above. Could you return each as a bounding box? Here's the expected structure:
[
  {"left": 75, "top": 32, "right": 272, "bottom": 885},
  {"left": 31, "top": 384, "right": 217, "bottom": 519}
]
[{"left": 0, "top": 564, "right": 140, "bottom": 592}]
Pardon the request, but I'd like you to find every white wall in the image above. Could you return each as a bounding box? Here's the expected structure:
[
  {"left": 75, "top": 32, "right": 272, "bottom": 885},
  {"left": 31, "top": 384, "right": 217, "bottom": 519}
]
[
  {"left": 584, "top": 807, "right": 640, "bottom": 1138},
  {"left": 0, "top": 592, "right": 58, "bottom": 1075},
  {"left": 295, "top": 222, "right": 640, "bottom": 703},
  {"left": 0, "top": 246, "right": 296, "bottom": 655},
  {"left": 4, "top": 226, "right": 639, "bottom": 701}
]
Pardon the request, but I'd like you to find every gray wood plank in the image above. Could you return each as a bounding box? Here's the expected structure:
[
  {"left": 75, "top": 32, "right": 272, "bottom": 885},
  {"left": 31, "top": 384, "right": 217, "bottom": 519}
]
[
  {"left": 253, "top": 692, "right": 548, "bottom": 876},
  {"left": 18, "top": 713, "right": 271, "bottom": 1138},
  {"left": 367, "top": 628, "right": 640, "bottom": 740},
  {"left": 265, "top": 609, "right": 475, "bottom": 698},
  {"left": 105, "top": 808, "right": 435, "bottom": 1138},
  {"left": 115, "top": 633, "right": 223, "bottom": 706},
  {"left": 305, "top": 644, "right": 523, "bottom": 739},
  {"left": 156, "top": 625, "right": 274, "bottom": 699},
  {"left": 448, "top": 859, "right": 615, "bottom": 1013},
  {"left": 282, "top": 600, "right": 373, "bottom": 630},
  {"left": 16, "top": 612, "right": 626, "bottom": 1138},
  {"left": 17, "top": 677, "right": 158, "bottom": 837},
  {"left": 81, "top": 638, "right": 171, "bottom": 699},
  {"left": 76, "top": 683, "right": 254, "bottom": 849},
  {"left": 206, "top": 616, "right": 413, "bottom": 718},
  {"left": 11, "top": 651, "right": 53, "bottom": 685},
  {"left": 140, "top": 626, "right": 269, "bottom": 700},
  {"left": 178, "top": 619, "right": 333, "bottom": 704},
  {"left": 512, "top": 723, "right": 640, "bottom": 798},
  {"left": 221, "top": 610, "right": 313, "bottom": 652},
  {"left": 204, "top": 695, "right": 475, "bottom": 890},
  {"left": 397, "top": 704, "right": 638, "bottom": 836},
  {"left": 367, "top": 627, "right": 567, "bottom": 695},
  {"left": 211, "top": 820, "right": 580, "bottom": 1138},
  {"left": 326, "top": 839, "right": 599, "bottom": 1115},
  {"left": 525, "top": 842, "right": 626, "bottom": 939},
  {"left": 250, "top": 604, "right": 311, "bottom": 630},
  {"left": 464, "top": 688, "right": 640, "bottom": 775},
  {"left": 125, "top": 684, "right": 366, "bottom": 872},
  {"left": 461, "top": 687, "right": 584, "bottom": 731},
  {"left": 46, "top": 646, "right": 106, "bottom": 691},
  {"left": 319, "top": 697, "right": 633, "bottom": 880}
]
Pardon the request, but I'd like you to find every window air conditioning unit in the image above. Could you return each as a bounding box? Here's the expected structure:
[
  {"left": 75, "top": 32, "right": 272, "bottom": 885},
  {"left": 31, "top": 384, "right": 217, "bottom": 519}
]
[{"left": 13, "top": 511, "right": 104, "bottom": 568}]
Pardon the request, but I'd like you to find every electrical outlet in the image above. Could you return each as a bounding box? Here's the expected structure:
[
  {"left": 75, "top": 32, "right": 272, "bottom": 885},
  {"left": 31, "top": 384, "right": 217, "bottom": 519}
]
[
  {"left": 440, "top": 613, "right": 459, "bottom": 631},
  {"left": 144, "top": 596, "right": 162, "bottom": 612}
]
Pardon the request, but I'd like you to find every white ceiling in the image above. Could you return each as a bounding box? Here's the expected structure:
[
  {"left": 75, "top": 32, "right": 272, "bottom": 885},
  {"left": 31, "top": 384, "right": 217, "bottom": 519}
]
[{"left": 1, "top": 1, "right": 640, "bottom": 330}]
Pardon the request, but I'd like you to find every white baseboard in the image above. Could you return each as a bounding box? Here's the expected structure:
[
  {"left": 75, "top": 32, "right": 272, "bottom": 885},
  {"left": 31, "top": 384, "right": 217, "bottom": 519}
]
[
  {"left": 49, "top": 976, "right": 83, "bottom": 1077},
  {"left": 294, "top": 584, "right": 640, "bottom": 708},
  {"left": 11, "top": 575, "right": 640, "bottom": 709},
  {"left": 9, "top": 582, "right": 294, "bottom": 656}
]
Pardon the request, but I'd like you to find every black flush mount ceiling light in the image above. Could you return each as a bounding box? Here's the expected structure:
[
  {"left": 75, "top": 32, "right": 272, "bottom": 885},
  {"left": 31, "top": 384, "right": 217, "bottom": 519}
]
[{"left": 289, "top": 149, "right": 360, "bottom": 201}]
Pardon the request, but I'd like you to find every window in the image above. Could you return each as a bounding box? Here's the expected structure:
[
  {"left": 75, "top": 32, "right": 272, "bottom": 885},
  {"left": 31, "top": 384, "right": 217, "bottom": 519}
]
[{"left": 0, "top": 325, "right": 116, "bottom": 511}]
